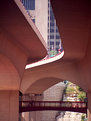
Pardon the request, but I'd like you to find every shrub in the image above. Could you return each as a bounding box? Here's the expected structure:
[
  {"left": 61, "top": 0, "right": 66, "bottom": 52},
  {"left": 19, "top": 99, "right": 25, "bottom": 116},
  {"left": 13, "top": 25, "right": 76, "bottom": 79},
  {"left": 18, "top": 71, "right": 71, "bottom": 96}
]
[{"left": 77, "top": 92, "right": 86, "bottom": 101}]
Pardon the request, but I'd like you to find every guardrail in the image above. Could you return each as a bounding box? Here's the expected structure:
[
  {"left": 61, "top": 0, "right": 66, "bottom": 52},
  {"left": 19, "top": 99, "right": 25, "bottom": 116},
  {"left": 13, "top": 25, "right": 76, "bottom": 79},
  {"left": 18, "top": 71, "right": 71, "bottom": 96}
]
[{"left": 19, "top": 101, "right": 87, "bottom": 113}]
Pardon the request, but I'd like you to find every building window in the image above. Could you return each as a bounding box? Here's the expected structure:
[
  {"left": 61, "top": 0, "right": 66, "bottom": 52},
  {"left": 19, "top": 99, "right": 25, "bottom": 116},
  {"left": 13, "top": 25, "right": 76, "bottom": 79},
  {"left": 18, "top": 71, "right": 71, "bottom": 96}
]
[
  {"left": 56, "top": 41, "right": 60, "bottom": 45},
  {"left": 56, "top": 48, "right": 59, "bottom": 52},
  {"left": 21, "top": 0, "right": 35, "bottom": 10},
  {"left": 48, "top": 23, "right": 50, "bottom": 27},
  {"left": 48, "top": 1, "right": 50, "bottom": 8},
  {"left": 56, "top": 35, "right": 60, "bottom": 39},
  {"left": 50, "top": 10, "right": 54, "bottom": 17},
  {"left": 50, "top": 35, "right": 54, "bottom": 39},
  {"left": 50, "top": 16, "right": 54, "bottom": 22},
  {"left": 48, "top": 35, "right": 49, "bottom": 39},
  {"left": 56, "top": 27, "right": 59, "bottom": 33},
  {"left": 50, "top": 41, "right": 54, "bottom": 45},
  {"left": 48, "top": 16, "right": 49, "bottom": 21},
  {"left": 50, "top": 29, "right": 54, "bottom": 33},
  {"left": 50, "top": 22, "right": 54, "bottom": 27}
]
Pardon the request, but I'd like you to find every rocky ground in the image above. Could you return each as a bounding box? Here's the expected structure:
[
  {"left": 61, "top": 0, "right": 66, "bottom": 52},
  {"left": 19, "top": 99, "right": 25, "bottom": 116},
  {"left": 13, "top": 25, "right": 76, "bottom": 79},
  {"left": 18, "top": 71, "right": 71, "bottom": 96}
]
[{"left": 56, "top": 82, "right": 87, "bottom": 121}]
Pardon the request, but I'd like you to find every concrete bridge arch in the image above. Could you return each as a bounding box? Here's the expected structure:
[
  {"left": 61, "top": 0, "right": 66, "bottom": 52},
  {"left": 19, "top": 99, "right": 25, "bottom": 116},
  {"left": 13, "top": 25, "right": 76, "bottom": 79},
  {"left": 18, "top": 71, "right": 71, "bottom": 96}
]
[{"left": 0, "top": 54, "right": 20, "bottom": 90}]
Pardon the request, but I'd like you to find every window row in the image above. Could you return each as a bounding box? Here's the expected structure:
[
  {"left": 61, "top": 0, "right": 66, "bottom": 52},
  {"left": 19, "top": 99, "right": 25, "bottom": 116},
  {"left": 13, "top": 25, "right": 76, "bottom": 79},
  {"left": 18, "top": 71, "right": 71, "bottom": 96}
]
[
  {"left": 48, "top": 41, "right": 60, "bottom": 46},
  {"left": 49, "top": 47, "right": 60, "bottom": 52},
  {"left": 48, "top": 35, "right": 60, "bottom": 39},
  {"left": 48, "top": 28, "right": 60, "bottom": 33}
]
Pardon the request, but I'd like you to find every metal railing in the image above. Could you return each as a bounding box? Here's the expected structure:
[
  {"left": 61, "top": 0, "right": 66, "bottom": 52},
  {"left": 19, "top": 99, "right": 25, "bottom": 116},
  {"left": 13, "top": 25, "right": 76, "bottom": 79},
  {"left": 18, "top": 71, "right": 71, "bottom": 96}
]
[{"left": 19, "top": 101, "right": 87, "bottom": 113}]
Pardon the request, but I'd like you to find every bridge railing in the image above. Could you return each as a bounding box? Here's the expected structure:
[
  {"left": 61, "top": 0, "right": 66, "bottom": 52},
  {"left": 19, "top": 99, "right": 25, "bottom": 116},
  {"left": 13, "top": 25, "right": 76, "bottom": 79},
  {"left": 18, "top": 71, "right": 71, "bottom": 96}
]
[{"left": 19, "top": 101, "right": 87, "bottom": 108}]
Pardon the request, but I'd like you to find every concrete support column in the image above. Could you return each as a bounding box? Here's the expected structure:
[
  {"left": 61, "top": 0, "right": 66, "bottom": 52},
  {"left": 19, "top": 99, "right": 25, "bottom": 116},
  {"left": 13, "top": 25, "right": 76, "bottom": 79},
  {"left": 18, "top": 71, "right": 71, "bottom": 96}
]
[
  {"left": 87, "top": 92, "right": 91, "bottom": 121},
  {"left": 0, "top": 90, "right": 19, "bottom": 121}
]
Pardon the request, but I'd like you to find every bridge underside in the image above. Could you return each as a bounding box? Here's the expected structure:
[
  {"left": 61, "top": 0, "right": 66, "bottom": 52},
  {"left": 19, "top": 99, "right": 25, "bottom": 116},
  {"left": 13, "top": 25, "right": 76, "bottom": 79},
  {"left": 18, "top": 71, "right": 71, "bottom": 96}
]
[
  {"left": 22, "top": 0, "right": 91, "bottom": 94},
  {"left": 19, "top": 101, "right": 87, "bottom": 113},
  {"left": 21, "top": 1, "right": 91, "bottom": 120},
  {"left": 0, "top": 1, "right": 47, "bottom": 121},
  {"left": 0, "top": 0, "right": 47, "bottom": 91},
  {"left": 1, "top": 0, "right": 91, "bottom": 121},
  {"left": 20, "top": 106, "right": 87, "bottom": 113}
]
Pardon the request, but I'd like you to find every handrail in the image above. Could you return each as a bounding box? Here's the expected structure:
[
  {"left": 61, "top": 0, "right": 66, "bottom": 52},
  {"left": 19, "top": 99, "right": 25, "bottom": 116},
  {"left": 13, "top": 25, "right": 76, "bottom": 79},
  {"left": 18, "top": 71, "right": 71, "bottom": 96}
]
[{"left": 19, "top": 100, "right": 87, "bottom": 113}]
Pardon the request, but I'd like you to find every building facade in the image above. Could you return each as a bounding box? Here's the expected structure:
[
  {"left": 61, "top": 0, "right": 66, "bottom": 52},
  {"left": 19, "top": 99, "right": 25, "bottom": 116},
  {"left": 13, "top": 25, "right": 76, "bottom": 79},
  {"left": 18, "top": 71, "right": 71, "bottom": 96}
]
[{"left": 47, "top": 0, "right": 61, "bottom": 57}]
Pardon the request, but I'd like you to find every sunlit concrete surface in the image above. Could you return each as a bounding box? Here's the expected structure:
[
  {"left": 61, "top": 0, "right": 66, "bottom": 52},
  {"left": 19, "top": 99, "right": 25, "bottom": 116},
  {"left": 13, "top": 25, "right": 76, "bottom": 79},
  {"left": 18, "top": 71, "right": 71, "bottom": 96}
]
[{"left": 25, "top": 51, "right": 64, "bottom": 69}]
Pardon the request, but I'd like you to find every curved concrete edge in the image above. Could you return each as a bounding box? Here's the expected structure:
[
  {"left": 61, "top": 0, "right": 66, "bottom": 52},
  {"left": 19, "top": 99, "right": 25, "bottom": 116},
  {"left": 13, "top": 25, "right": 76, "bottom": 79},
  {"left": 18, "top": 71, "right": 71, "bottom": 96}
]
[
  {"left": 23, "top": 60, "right": 82, "bottom": 94},
  {"left": 20, "top": 51, "right": 83, "bottom": 94},
  {"left": 25, "top": 51, "right": 64, "bottom": 69},
  {"left": 0, "top": 29, "right": 28, "bottom": 79},
  {"left": 0, "top": 54, "right": 20, "bottom": 90},
  {"left": 25, "top": 77, "right": 64, "bottom": 94},
  {"left": 21, "top": 60, "right": 81, "bottom": 94},
  {"left": 20, "top": 52, "right": 64, "bottom": 93}
]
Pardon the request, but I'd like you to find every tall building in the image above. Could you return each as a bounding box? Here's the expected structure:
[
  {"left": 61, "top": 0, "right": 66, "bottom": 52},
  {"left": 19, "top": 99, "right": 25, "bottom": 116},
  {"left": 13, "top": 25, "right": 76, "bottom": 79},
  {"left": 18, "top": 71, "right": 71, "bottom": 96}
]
[
  {"left": 21, "top": 0, "right": 62, "bottom": 57},
  {"left": 47, "top": 0, "right": 61, "bottom": 57}
]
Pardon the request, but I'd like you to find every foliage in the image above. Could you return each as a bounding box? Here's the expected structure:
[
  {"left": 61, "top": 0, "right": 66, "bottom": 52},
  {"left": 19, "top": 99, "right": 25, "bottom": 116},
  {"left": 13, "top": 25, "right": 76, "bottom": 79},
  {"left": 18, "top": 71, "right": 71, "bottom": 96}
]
[
  {"left": 65, "top": 82, "right": 87, "bottom": 101},
  {"left": 66, "top": 86, "right": 76, "bottom": 93},
  {"left": 81, "top": 114, "right": 86, "bottom": 121},
  {"left": 76, "top": 86, "right": 84, "bottom": 92},
  {"left": 77, "top": 92, "right": 86, "bottom": 101},
  {"left": 50, "top": 50, "right": 57, "bottom": 57}
]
